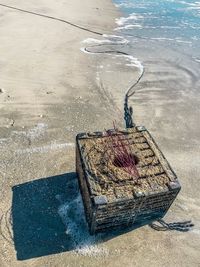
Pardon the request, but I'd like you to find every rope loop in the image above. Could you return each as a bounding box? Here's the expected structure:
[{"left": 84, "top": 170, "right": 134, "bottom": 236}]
[{"left": 149, "top": 219, "right": 194, "bottom": 232}]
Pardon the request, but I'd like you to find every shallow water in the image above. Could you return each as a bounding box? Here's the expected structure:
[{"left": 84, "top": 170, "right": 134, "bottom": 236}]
[
  {"left": 109, "top": 0, "right": 200, "bottom": 142},
  {"left": 114, "top": 0, "right": 200, "bottom": 42},
  {"left": 113, "top": 0, "right": 200, "bottom": 73}
]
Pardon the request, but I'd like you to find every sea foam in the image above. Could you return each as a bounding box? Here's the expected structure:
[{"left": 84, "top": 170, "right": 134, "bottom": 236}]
[
  {"left": 81, "top": 34, "right": 143, "bottom": 75},
  {"left": 115, "top": 13, "right": 143, "bottom": 26},
  {"left": 57, "top": 191, "right": 109, "bottom": 257}
]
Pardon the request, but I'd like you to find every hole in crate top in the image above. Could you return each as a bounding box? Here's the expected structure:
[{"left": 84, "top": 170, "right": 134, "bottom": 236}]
[{"left": 113, "top": 153, "right": 139, "bottom": 168}]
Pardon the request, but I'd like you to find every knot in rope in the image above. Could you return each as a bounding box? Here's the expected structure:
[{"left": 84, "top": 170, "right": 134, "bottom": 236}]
[
  {"left": 123, "top": 68, "right": 145, "bottom": 129},
  {"left": 149, "top": 219, "right": 194, "bottom": 232},
  {"left": 124, "top": 96, "right": 135, "bottom": 128}
]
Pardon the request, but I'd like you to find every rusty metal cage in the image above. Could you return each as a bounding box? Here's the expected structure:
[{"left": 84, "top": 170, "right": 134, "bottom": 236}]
[{"left": 76, "top": 126, "right": 181, "bottom": 234}]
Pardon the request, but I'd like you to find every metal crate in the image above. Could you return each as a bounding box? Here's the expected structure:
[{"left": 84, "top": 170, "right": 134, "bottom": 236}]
[{"left": 76, "top": 126, "right": 181, "bottom": 234}]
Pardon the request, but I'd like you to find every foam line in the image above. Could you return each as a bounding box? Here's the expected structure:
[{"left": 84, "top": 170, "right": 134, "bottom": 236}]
[
  {"left": 116, "top": 13, "right": 144, "bottom": 26},
  {"left": 81, "top": 34, "right": 143, "bottom": 75}
]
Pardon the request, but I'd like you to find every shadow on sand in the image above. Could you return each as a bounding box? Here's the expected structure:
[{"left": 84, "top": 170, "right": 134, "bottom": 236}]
[
  {"left": 12, "top": 172, "right": 151, "bottom": 260},
  {"left": 12, "top": 173, "right": 78, "bottom": 260}
]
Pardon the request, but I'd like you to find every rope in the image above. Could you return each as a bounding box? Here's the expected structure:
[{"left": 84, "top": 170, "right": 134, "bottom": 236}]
[
  {"left": 0, "top": 3, "right": 103, "bottom": 36},
  {"left": 0, "top": 2, "right": 145, "bottom": 128},
  {"left": 124, "top": 68, "right": 145, "bottom": 128},
  {"left": 0, "top": 2, "right": 193, "bottom": 233},
  {"left": 84, "top": 44, "right": 145, "bottom": 128},
  {"left": 149, "top": 219, "right": 194, "bottom": 232}
]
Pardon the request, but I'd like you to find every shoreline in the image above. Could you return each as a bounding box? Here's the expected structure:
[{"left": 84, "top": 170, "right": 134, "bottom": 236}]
[{"left": 0, "top": 0, "right": 200, "bottom": 266}]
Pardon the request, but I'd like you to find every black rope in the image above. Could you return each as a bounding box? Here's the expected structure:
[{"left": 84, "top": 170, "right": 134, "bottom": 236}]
[
  {"left": 124, "top": 96, "right": 134, "bottom": 128},
  {"left": 124, "top": 68, "right": 145, "bottom": 128},
  {"left": 0, "top": 3, "right": 103, "bottom": 36},
  {"left": 149, "top": 219, "right": 194, "bottom": 232},
  {"left": 84, "top": 44, "right": 145, "bottom": 128}
]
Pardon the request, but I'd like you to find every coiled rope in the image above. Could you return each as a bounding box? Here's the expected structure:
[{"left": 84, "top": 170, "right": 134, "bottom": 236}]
[{"left": 149, "top": 219, "right": 194, "bottom": 232}]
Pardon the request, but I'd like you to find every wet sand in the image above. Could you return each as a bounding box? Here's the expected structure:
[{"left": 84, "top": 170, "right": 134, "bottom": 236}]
[{"left": 0, "top": 0, "right": 200, "bottom": 267}]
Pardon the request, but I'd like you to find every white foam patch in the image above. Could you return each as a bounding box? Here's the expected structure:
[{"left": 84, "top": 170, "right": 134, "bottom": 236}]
[
  {"left": 160, "top": 26, "right": 181, "bottom": 29},
  {"left": 16, "top": 142, "right": 74, "bottom": 154},
  {"left": 82, "top": 35, "right": 129, "bottom": 46},
  {"left": 190, "top": 25, "right": 200, "bottom": 29},
  {"left": 80, "top": 47, "right": 95, "bottom": 54},
  {"left": 115, "top": 2, "right": 149, "bottom": 9},
  {"left": 191, "top": 36, "right": 199, "bottom": 40},
  {"left": 58, "top": 194, "right": 109, "bottom": 257},
  {"left": 175, "top": 39, "right": 192, "bottom": 44},
  {"left": 187, "top": 6, "right": 200, "bottom": 10},
  {"left": 115, "top": 24, "right": 143, "bottom": 31},
  {"left": 150, "top": 37, "right": 175, "bottom": 41},
  {"left": 27, "top": 123, "right": 48, "bottom": 140},
  {"left": 81, "top": 33, "right": 143, "bottom": 84},
  {"left": 115, "top": 3, "right": 135, "bottom": 8},
  {"left": 114, "top": 54, "right": 144, "bottom": 75},
  {"left": 12, "top": 123, "right": 48, "bottom": 141},
  {"left": 193, "top": 57, "right": 200, "bottom": 63},
  {"left": 81, "top": 35, "right": 143, "bottom": 74},
  {"left": 180, "top": 1, "right": 200, "bottom": 14},
  {"left": 76, "top": 245, "right": 109, "bottom": 257},
  {"left": 82, "top": 38, "right": 114, "bottom": 45},
  {"left": 185, "top": 2, "right": 200, "bottom": 8},
  {"left": 115, "top": 13, "right": 144, "bottom": 26}
]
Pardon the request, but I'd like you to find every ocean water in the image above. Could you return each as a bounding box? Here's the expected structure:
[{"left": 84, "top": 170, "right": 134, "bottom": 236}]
[
  {"left": 114, "top": 0, "right": 200, "bottom": 43},
  {"left": 113, "top": 0, "right": 200, "bottom": 69}
]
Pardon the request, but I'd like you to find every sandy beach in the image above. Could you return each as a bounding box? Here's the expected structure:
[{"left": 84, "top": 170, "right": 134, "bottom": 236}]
[{"left": 0, "top": 0, "right": 200, "bottom": 266}]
